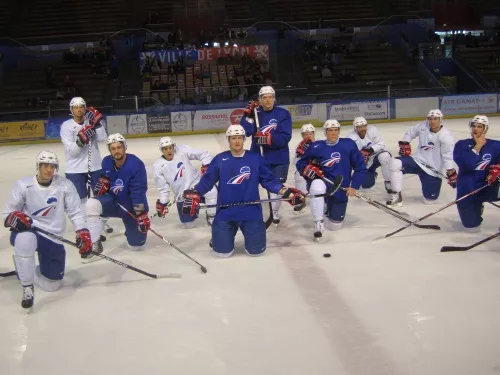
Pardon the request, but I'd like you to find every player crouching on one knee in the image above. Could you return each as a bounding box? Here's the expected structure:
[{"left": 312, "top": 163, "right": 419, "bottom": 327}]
[
  {"left": 293, "top": 123, "right": 317, "bottom": 214},
  {"left": 4, "top": 151, "right": 92, "bottom": 309},
  {"left": 152, "top": 136, "right": 217, "bottom": 228},
  {"left": 453, "top": 115, "right": 500, "bottom": 232},
  {"left": 84, "top": 133, "right": 151, "bottom": 262},
  {"left": 181, "top": 125, "right": 304, "bottom": 258},
  {"left": 297, "top": 119, "right": 367, "bottom": 241},
  {"left": 346, "top": 117, "right": 403, "bottom": 207}
]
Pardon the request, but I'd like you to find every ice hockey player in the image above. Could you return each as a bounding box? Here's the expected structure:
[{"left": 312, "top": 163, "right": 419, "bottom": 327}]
[
  {"left": 397, "top": 109, "right": 456, "bottom": 204},
  {"left": 293, "top": 123, "right": 317, "bottom": 213},
  {"left": 240, "top": 85, "right": 292, "bottom": 226},
  {"left": 3, "top": 151, "right": 92, "bottom": 309},
  {"left": 453, "top": 115, "right": 500, "bottom": 231},
  {"left": 60, "top": 97, "right": 112, "bottom": 239},
  {"left": 181, "top": 125, "right": 304, "bottom": 258},
  {"left": 347, "top": 117, "right": 403, "bottom": 206},
  {"left": 152, "top": 136, "right": 217, "bottom": 227},
  {"left": 297, "top": 119, "right": 367, "bottom": 241},
  {"left": 84, "top": 133, "right": 150, "bottom": 262}
]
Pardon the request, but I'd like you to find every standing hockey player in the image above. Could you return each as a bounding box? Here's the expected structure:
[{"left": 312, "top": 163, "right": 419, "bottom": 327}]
[
  {"left": 152, "top": 136, "right": 217, "bottom": 227},
  {"left": 240, "top": 85, "right": 292, "bottom": 226},
  {"left": 181, "top": 125, "right": 304, "bottom": 257},
  {"left": 84, "top": 133, "right": 150, "bottom": 262},
  {"left": 3, "top": 151, "right": 91, "bottom": 309},
  {"left": 297, "top": 119, "right": 366, "bottom": 240},
  {"left": 397, "top": 109, "right": 456, "bottom": 204},
  {"left": 453, "top": 115, "right": 500, "bottom": 231},
  {"left": 293, "top": 123, "right": 316, "bottom": 213},
  {"left": 347, "top": 117, "right": 403, "bottom": 206}
]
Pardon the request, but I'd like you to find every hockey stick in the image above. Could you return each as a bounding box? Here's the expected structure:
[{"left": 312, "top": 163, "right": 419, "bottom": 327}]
[
  {"left": 385, "top": 184, "right": 489, "bottom": 238},
  {"left": 115, "top": 202, "right": 208, "bottom": 273},
  {"left": 0, "top": 270, "right": 16, "bottom": 277},
  {"left": 33, "top": 227, "right": 180, "bottom": 279},
  {"left": 441, "top": 231, "right": 500, "bottom": 252},
  {"left": 254, "top": 106, "right": 274, "bottom": 229}
]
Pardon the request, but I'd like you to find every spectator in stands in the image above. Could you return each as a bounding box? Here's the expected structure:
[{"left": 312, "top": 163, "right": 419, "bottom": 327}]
[
  {"left": 56, "top": 89, "right": 64, "bottom": 100},
  {"left": 152, "top": 79, "right": 160, "bottom": 91},
  {"left": 337, "top": 69, "right": 355, "bottom": 83},
  {"left": 110, "top": 55, "right": 119, "bottom": 81},
  {"left": 321, "top": 65, "right": 332, "bottom": 79}
]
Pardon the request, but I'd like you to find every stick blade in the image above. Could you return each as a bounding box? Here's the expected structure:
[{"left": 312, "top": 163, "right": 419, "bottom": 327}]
[
  {"left": 415, "top": 224, "right": 441, "bottom": 230},
  {"left": 1, "top": 270, "right": 17, "bottom": 277},
  {"left": 326, "top": 175, "right": 344, "bottom": 196},
  {"left": 156, "top": 273, "right": 182, "bottom": 279},
  {"left": 440, "top": 246, "right": 471, "bottom": 252}
]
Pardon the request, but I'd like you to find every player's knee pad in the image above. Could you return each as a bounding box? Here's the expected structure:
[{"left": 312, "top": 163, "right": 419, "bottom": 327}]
[
  {"left": 86, "top": 198, "right": 103, "bottom": 217},
  {"left": 127, "top": 244, "right": 145, "bottom": 251},
  {"left": 362, "top": 171, "right": 377, "bottom": 189},
  {"left": 214, "top": 249, "right": 234, "bottom": 258},
  {"left": 463, "top": 225, "right": 481, "bottom": 233},
  {"left": 245, "top": 247, "right": 266, "bottom": 256},
  {"left": 309, "top": 179, "right": 327, "bottom": 195},
  {"left": 390, "top": 158, "right": 402, "bottom": 172},
  {"left": 377, "top": 151, "right": 391, "bottom": 166},
  {"left": 35, "top": 268, "right": 62, "bottom": 292},
  {"left": 181, "top": 221, "right": 196, "bottom": 229},
  {"left": 423, "top": 197, "right": 438, "bottom": 205},
  {"left": 325, "top": 218, "right": 343, "bottom": 231},
  {"left": 13, "top": 232, "right": 37, "bottom": 257}
]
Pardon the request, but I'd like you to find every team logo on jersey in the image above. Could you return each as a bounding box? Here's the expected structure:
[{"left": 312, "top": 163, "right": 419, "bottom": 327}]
[
  {"left": 261, "top": 119, "right": 278, "bottom": 134},
  {"left": 475, "top": 153, "right": 492, "bottom": 170},
  {"left": 32, "top": 196, "right": 57, "bottom": 217},
  {"left": 420, "top": 142, "right": 435, "bottom": 151},
  {"left": 174, "top": 162, "right": 185, "bottom": 181},
  {"left": 227, "top": 166, "right": 251, "bottom": 184},
  {"left": 321, "top": 152, "right": 341, "bottom": 167},
  {"left": 111, "top": 179, "right": 124, "bottom": 194}
]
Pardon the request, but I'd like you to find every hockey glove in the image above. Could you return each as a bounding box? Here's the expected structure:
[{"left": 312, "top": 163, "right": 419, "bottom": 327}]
[
  {"left": 76, "top": 125, "right": 96, "bottom": 147},
  {"left": 447, "top": 169, "right": 458, "bottom": 189},
  {"left": 156, "top": 199, "right": 169, "bottom": 218},
  {"left": 296, "top": 138, "right": 313, "bottom": 157},
  {"left": 243, "top": 100, "right": 259, "bottom": 118},
  {"left": 255, "top": 131, "right": 272, "bottom": 146},
  {"left": 182, "top": 189, "right": 201, "bottom": 217},
  {"left": 360, "top": 147, "right": 374, "bottom": 164},
  {"left": 302, "top": 163, "right": 324, "bottom": 180},
  {"left": 398, "top": 141, "right": 411, "bottom": 157},
  {"left": 94, "top": 175, "right": 110, "bottom": 196},
  {"left": 486, "top": 164, "right": 500, "bottom": 186},
  {"left": 135, "top": 212, "right": 151, "bottom": 233},
  {"left": 201, "top": 164, "right": 209, "bottom": 175},
  {"left": 281, "top": 187, "right": 305, "bottom": 207},
  {"left": 4, "top": 211, "right": 32, "bottom": 232},
  {"left": 85, "top": 107, "right": 103, "bottom": 128},
  {"left": 76, "top": 228, "right": 92, "bottom": 256}
]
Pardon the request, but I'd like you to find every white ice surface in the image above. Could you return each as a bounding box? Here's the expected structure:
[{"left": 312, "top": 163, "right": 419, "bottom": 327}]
[{"left": 1, "top": 119, "right": 500, "bottom": 375}]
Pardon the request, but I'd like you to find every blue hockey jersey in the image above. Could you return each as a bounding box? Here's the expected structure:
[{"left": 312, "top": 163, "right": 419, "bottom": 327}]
[
  {"left": 102, "top": 153, "right": 149, "bottom": 213},
  {"left": 454, "top": 138, "right": 500, "bottom": 201},
  {"left": 296, "top": 138, "right": 367, "bottom": 201},
  {"left": 194, "top": 150, "right": 283, "bottom": 221},
  {"left": 240, "top": 106, "right": 292, "bottom": 165}
]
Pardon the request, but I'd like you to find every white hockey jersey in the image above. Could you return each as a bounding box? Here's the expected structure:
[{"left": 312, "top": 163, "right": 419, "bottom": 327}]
[
  {"left": 152, "top": 145, "right": 213, "bottom": 203},
  {"left": 60, "top": 118, "right": 108, "bottom": 173},
  {"left": 346, "top": 125, "right": 387, "bottom": 168},
  {"left": 402, "top": 121, "right": 455, "bottom": 177},
  {"left": 3, "top": 175, "right": 87, "bottom": 241}
]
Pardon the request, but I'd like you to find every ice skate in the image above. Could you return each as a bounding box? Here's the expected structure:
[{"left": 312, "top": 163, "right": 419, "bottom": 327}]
[
  {"left": 21, "top": 284, "right": 34, "bottom": 309},
  {"left": 386, "top": 192, "right": 403, "bottom": 208},
  {"left": 384, "top": 181, "right": 393, "bottom": 194},
  {"left": 314, "top": 220, "right": 324, "bottom": 242},
  {"left": 206, "top": 212, "right": 215, "bottom": 226},
  {"left": 272, "top": 211, "right": 280, "bottom": 227},
  {"left": 82, "top": 240, "right": 103, "bottom": 264}
]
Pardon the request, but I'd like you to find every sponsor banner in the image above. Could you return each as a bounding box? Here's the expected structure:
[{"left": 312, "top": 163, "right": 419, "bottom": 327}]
[
  {"left": 45, "top": 118, "right": 66, "bottom": 139},
  {"left": 171, "top": 111, "right": 193, "bottom": 132},
  {"left": 326, "top": 100, "right": 388, "bottom": 121},
  {"left": 0, "top": 120, "right": 45, "bottom": 142},
  {"left": 147, "top": 114, "right": 171, "bottom": 133},
  {"left": 106, "top": 115, "right": 127, "bottom": 135},
  {"left": 193, "top": 108, "right": 244, "bottom": 131},
  {"left": 280, "top": 104, "right": 319, "bottom": 122},
  {"left": 140, "top": 49, "right": 198, "bottom": 72},
  {"left": 126, "top": 114, "right": 148, "bottom": 134},
  {"left": 440, "top": 94, "right": 497, "bottom": 115}
]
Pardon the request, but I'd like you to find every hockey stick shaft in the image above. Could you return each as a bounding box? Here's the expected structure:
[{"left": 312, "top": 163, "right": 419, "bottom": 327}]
[
  {"left": 33, "top": 227, "right": 179, "bottom": 279},
  {"left": 115, "top": 202, "right": 208, "bottom": 273},
  {"left": 385, "top": 184, "right": 489, "bottom": 238},
  {"left": 198, "top": 192, "right": 332, "bottom": 209},
  {"left": 1, "top": 270, "right": 16, "bottom": 277},
  {"left": 441, "top": 231, "right": 500, "bottom": 252}
]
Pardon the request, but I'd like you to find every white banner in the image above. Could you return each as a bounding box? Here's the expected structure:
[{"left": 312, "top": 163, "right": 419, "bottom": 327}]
[
  {"left": 126, "top": 114, "right": 148, "bottom": 134},
  {"left": 440, "top": 94, "right": 497, "bottom": 115},
  {"left": 327, "top": 100, "right": 388, "bottom": 121},
  {"left": 106, "top": 115, "right": 127, "bottom": 135},
  {"left": 171, "top": 111, "right": 193, "bottom": 132},
  {"left": 279, "top": 104, "right": 319, "bottom": 122},
  {"left": 193, "top": 108, "right": 244, "bottom": 131}
]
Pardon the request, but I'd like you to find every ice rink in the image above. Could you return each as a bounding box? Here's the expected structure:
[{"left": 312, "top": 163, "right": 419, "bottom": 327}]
[{"left": 1, "top": 118, "right": 500, "bottom": 375}]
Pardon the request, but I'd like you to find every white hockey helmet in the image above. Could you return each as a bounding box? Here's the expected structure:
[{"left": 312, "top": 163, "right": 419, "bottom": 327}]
[
  {"left": 323, "top": 119, "right": 341, "bottom": 135},
  {"left": 36, "top": 150, "right": 59, "bottom": 173},
  {"left": 353, "top": 116, "right": 368, "bottom": 128},
  {"left": 300, "top": 123, "right": 315, "bottom": 134},
  {"left": 259, "top": 85, "right": 275, "bottom": 97},
  {"left": 427, "top": 109, "right": 443, "bottom": 119},
  {"left": 226, "top": 124, "right": 246, "bottom": 138},
  {"left": 107, "top": 133, "right": 127, "bottom": 149},
  {"left": 69, "top": 97, "right": 86, "bottom": 114},
  {"left": 159, "top": 136, "right": 175, "bottom": 151},
  {"left": 469, "top": 115, "right": 489, "bottom": 133}
]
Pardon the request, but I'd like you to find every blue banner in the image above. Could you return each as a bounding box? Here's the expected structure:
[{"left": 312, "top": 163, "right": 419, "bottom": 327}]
[
  {"left": 45, "top": 118, "right": 66, "bottom": 140},
  {"left": 139, "top": 49, "right": 198, "bottom": 72}
]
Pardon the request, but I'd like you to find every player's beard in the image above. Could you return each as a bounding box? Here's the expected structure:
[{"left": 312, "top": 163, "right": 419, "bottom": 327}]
[{"left": 112, "top": 152, "right": 124, "bottom": 161}]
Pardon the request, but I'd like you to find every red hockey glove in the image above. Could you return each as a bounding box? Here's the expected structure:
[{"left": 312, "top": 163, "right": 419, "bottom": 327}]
[
  {"left": 281, "top": 187, "right": 305, "bottom": 206},
  {"left": 486, "top": 164, "right": 500, "bottom": 186},
  {"left": 296, "top": 138, "right": 312, "bottom": 157},
  {"left": 302, "top": 163, "right": 324, "bottom": 180},
  {"left": 76, "top": 228, "right": 92, "bottom": 256},
  {"left": 156, "top": 199, "right": 169, "bottom": 218},
  {"left": 255, "top": 131, "right": 272, "bottom": 146},
  {"left": 182, "top": 189, "right": 201, "bottom": 217},
  {"left": 398, "top": 141, "right": 411, "bottom": 157},
  {"left": 94, "top": 175, "right": 110, "bottom": 196},
  {"left": 360, "top": 147, "right": 374, "bottom": 164},
  {"left": 76, "top": 125, "right": 96, "bottom": 147},
  {"left": 135, "top": 212, "right": 151, "bottom": 233},
  {"left": 4, "top": 211, "right": 32, "bottom": 232},
  {"left": 85, "top": 107, "right": 103, "bottom": 128},
  {"left": 447, "top": 169, "right": 458, "bottom": 189},
  {"left": 243, "top": 100, "right": 259, "bottom": 118},
  {"left": 201, "top": 164, "right": 209, "bottom": 175}
]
